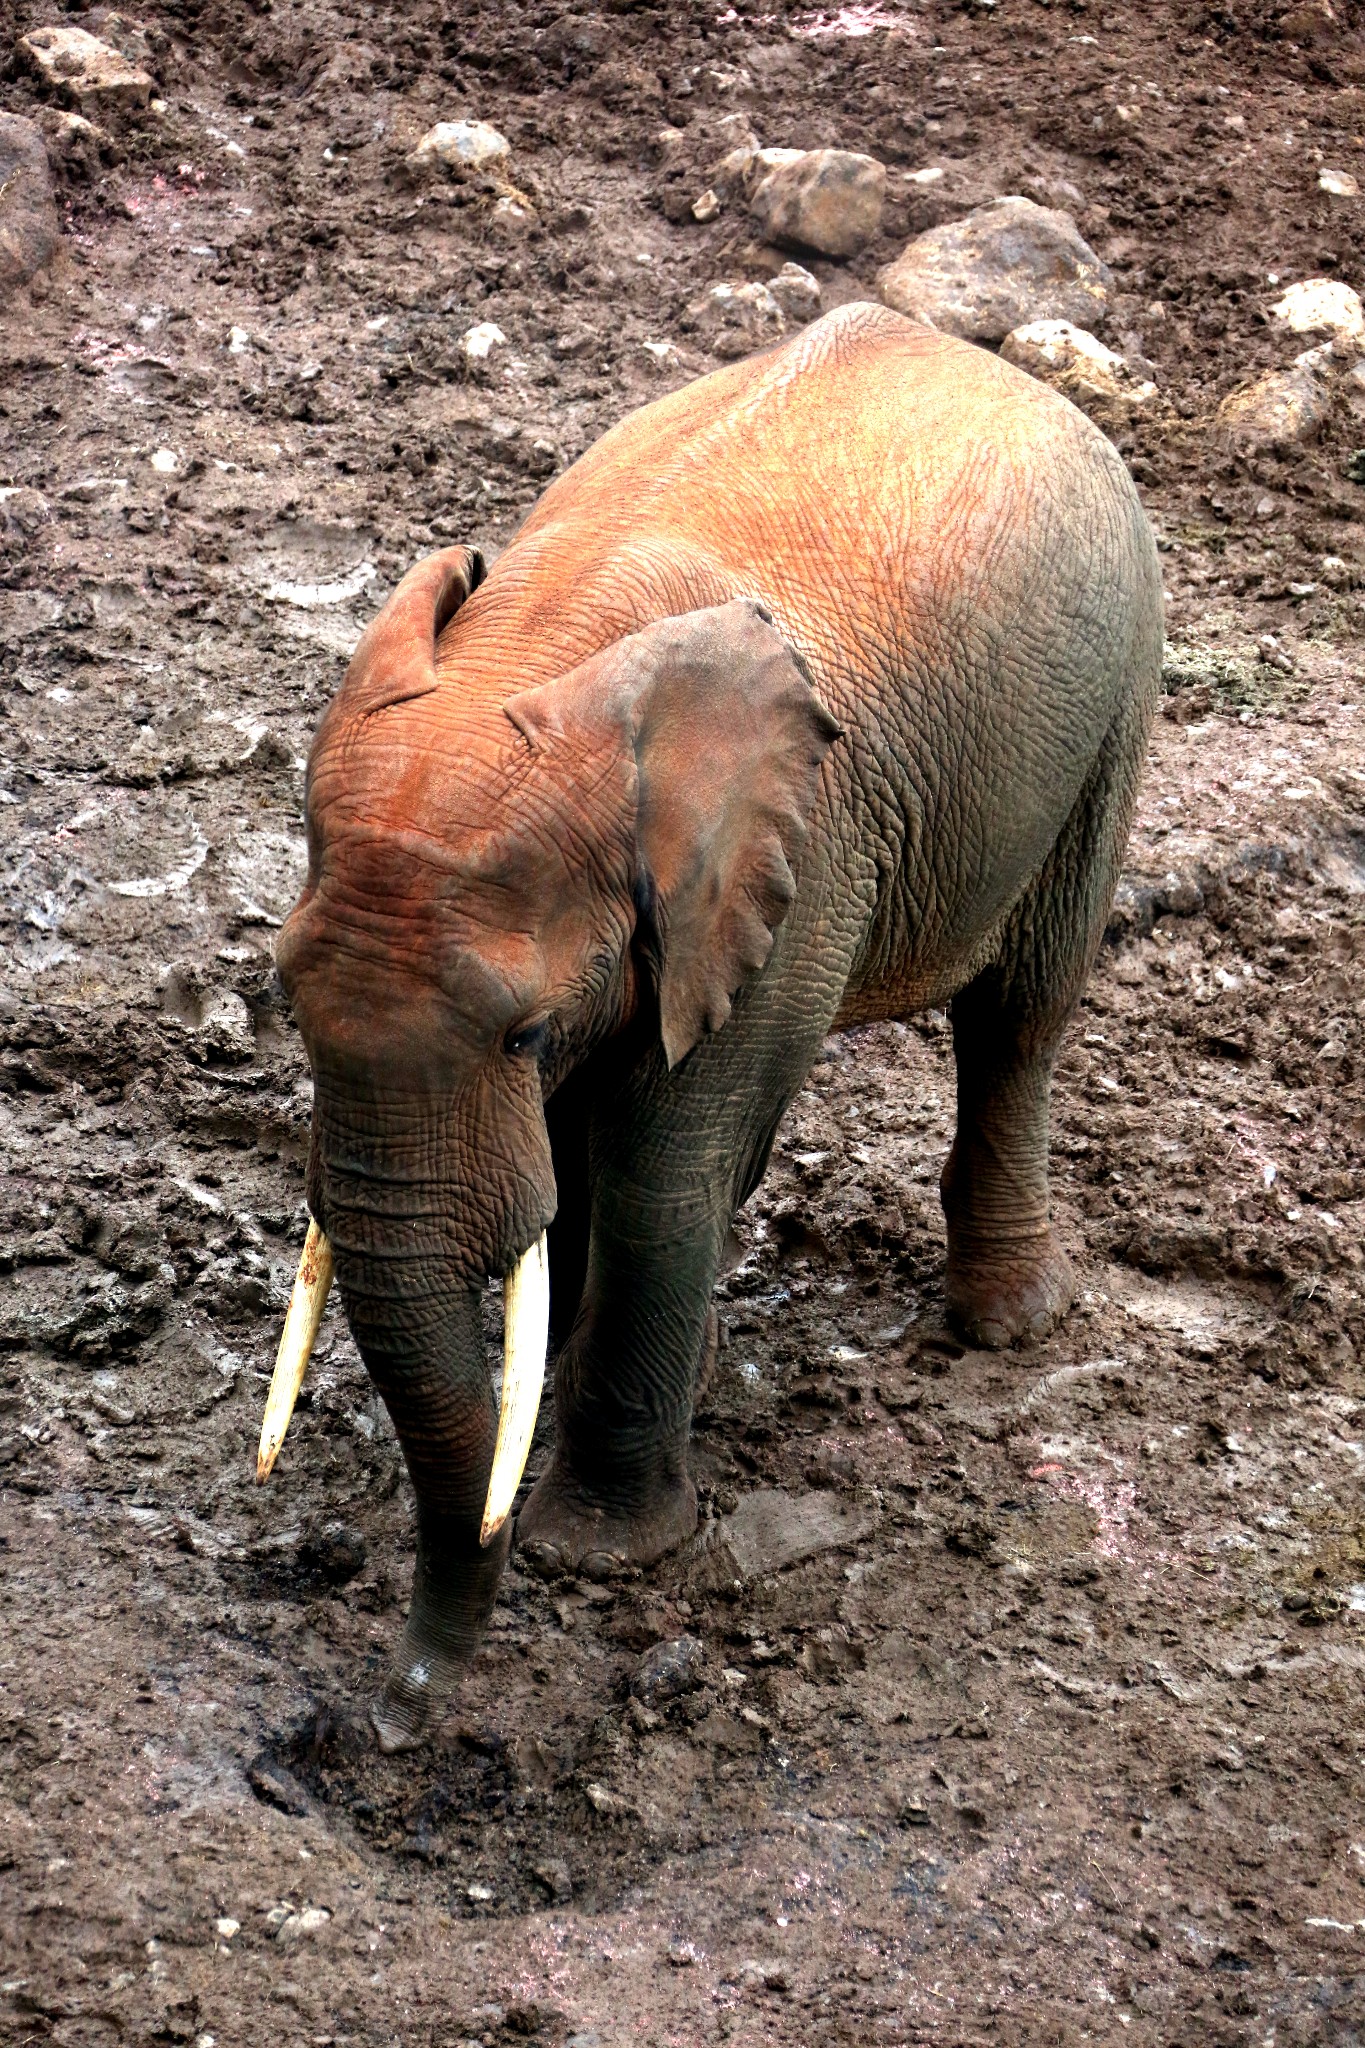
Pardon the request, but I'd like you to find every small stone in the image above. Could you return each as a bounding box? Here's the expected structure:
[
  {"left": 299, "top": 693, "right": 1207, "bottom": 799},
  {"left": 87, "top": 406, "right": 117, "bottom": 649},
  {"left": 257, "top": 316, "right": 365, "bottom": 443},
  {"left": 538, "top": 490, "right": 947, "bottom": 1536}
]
[
  {"left": 583, "top": 1780, "right": 633, "bottom": 1819},
  {"left": 0, "top": 114, "right": 60, "bottom": 290},
  {"left": 214, "top": 1917, "right": 240, "bottom": 1940},
  {"left": 150, "top": 447, "right": 178, "bottom": 473},
  {"left": 530, "top": 1858, "right": 572, "bottom": 1903},
  {"left": 466, "top": 1881, "right": 495, "bottom": 1903},
  {"left": 276, "top": 1906, "right": 330, "bottom": 1939},
  {"left": 461, "top": 321, "right": 507, "bottom": 364},
  {"left": 18, "top": 24, "right": 152, "bottom": 110},
  {"left": 905, "top": 165, "right": 945, "bottom": 185},
  {"left": 1218, "top": 346, "right": 1335, "bottom": 453},
  {"left": 632, "top": 1635, "right": 705, "bottom": 1708},
  {"left": 666, "top": 1941, "right": 698, "bottom": 1966},
  {"left": 1270, "top": 277, "right": 1365, "bottom": 352},
  {"left": 407, "top": 119, "right": 510, "bottom": 175},
  {"left": 877, "top": 194, "right": 1113, "bottom": 344},
  {"left": 1319, "top": 167, "right": 1358, "bottom": 197},
  {"left": 738, "top": 1959, "right": 790, "bottom": 1994},
  {"left": 691, "top": 279, "right": 786, "bottom": 358},
  {"left": 691, "top": 187, "right": 722, "bottom": 223},
  {"left": 490, "top": 190, "right": 536, "bottom": 234},
  {"left": 750, "top": 146, "right": 886, "bottom": 259},
  {"left": 36, "top": 107, "right": 113, "bottom": 182},
  {"left": 1000, "top": 319, "right": 1158, "bottom": 417},
  {"left": 768, "top": 260, "right": 821, "bottom": 322}
]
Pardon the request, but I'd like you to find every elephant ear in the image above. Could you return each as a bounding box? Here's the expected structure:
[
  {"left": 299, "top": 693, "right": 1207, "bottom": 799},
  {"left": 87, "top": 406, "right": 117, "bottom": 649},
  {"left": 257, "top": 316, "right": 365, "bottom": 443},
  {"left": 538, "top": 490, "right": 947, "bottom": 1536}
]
[
  {"left": 338, "top": 545, "right": 485, "bottom": 717},
  {"left": 506, "top": 599, "right": 841, "bottom": 1068}
]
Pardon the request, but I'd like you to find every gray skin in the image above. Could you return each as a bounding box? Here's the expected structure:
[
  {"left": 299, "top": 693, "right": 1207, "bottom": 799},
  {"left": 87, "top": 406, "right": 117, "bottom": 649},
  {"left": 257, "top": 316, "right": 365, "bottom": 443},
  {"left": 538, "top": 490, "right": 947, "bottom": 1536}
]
[{"left": 276, "top": 304, "right": 1162, "bottom": 1749}]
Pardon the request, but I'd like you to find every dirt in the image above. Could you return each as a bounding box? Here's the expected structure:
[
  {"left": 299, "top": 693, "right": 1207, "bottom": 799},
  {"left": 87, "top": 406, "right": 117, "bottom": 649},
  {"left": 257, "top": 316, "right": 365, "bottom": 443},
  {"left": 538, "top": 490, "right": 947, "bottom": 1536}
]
[{"left": 4, "top": 1, "right": 1365, "bottom": 2042}]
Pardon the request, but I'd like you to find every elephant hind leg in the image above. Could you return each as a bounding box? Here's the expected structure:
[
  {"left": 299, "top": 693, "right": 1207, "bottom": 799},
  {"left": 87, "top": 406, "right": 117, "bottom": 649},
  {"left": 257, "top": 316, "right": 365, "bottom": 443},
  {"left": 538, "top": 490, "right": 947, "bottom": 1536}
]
[{"left": 940, "top": 687, "right": 1152, "bottom": 1348}]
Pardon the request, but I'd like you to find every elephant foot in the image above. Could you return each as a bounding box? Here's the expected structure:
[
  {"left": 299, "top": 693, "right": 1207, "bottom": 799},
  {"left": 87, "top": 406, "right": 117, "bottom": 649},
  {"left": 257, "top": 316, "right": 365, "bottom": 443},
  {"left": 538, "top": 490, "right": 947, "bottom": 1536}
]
[
  {"left": 516, "top": 1454, "right": 697, "bottom": 1579},
  {"left": 370, "top": 1518, "right": 511, "bottom": 1753},
  {"left": 945, "top": 1231, "right": 1075, "bottom": 1350}
]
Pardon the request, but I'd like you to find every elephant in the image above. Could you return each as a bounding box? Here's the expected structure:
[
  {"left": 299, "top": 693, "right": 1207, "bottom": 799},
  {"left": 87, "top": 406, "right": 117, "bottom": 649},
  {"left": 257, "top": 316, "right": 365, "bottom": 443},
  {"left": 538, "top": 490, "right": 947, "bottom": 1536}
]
[{"left": 266, "top": 301, "right": 1162, "bottom": 1751}]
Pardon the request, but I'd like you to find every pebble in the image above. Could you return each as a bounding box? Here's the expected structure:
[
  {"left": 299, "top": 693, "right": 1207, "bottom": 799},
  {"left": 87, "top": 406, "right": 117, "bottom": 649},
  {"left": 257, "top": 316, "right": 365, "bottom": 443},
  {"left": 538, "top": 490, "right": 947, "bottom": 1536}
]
[
  {"left": 877, "top": 194, "right": 1112, "bottom": 343},
  {"left": 750, "top": 145, "right": 886, "bottom": 259},
  {"left": 1000, "top": 320, "right": 1158, "bottom": 416},
  {"left": 1217, "top": 345, "right": 1335, "bottom": 452},
  {"left": 632, "top": 1635, "right": 705, "bottom": 1708},
  {"left": 0, "top": 114, "right": 59, "bottom": 290},
  {"left": 691, "top": 279, "right": 786, "bottom": 357},
  {"left": 461, "top": 321, "right": 507, "bottom": 364},
  {"left": 407, "top": 119, "right": 510, "bottom": 175},
  {"left": 18, "top": 24, "right": 152, "bottom": 110},
  {"left": 768, "top": 260, "right": 822, "bottom": 322},
  {"left": 1270, "top": 277, "right": 1364, "bottom": 352},
  {"left": 691, "top": 187, "right": 722, "bottom": 223},
  {"left": 36, "top": 107, "right": 112, "bottom": 183},
  {"left": 1318, "top": 166, "right": 1358, "bottom": 197}
]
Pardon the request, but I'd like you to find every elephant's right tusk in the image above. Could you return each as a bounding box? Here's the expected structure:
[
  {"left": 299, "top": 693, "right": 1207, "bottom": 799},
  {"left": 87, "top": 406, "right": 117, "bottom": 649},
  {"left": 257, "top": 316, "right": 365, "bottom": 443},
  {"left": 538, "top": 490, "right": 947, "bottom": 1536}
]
[
  {"left": 480, "top": 1232, "right": 549, "bottom": 1546},
  {"left": 256, "top": 1220, "right": 334, "bottom": 1484}
]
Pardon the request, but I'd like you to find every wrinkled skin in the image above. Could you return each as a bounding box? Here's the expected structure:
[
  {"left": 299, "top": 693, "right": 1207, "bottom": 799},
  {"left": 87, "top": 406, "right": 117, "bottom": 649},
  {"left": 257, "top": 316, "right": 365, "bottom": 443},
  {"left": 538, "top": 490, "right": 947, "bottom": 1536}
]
[{"left": 276, "top": 304, "right": 1162, "bottom": 1748}]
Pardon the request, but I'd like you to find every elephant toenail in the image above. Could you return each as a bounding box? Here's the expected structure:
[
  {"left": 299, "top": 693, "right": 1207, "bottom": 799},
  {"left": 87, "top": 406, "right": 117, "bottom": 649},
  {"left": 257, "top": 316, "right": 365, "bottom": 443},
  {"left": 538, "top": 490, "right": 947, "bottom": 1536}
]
[
  {"left": 580, "top": 1549, "right": 630, "bottom": 1583},
  {"left": 519, "top": 1539, "right": 568, "bottom": 1580}
]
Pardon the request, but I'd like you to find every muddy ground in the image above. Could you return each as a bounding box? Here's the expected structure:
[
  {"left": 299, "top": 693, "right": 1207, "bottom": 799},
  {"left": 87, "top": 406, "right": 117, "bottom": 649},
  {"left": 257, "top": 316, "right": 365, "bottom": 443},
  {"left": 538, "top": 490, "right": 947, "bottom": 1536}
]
[{"left": 4, "top": 0, "right": 1365, "bottom": 2042}]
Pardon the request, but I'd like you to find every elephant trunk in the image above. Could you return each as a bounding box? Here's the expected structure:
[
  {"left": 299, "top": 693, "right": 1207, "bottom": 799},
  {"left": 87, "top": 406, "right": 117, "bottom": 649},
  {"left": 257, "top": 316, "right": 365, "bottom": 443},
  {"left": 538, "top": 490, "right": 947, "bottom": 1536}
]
[{"left": 335, "top": 1241, "right": 507, "bottom": 1749}]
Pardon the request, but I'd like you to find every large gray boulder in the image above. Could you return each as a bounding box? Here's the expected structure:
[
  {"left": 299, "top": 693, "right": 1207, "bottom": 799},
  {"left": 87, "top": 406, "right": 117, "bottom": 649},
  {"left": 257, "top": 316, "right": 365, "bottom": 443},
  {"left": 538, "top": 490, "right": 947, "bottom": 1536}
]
[
  {"left": 877, "top": 195, "right": 1113, "bottom": 343},
  {"left": 0, "top": 114, "right": 60, "bottom": 292}
]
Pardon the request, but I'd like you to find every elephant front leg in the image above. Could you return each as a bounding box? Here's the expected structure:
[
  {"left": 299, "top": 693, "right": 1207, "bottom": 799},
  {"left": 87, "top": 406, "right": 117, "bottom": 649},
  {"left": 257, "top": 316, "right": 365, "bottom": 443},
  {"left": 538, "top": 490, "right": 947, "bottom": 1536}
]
[{"left": 516, "top": 1183, "right": 723, "bottom": 1575}]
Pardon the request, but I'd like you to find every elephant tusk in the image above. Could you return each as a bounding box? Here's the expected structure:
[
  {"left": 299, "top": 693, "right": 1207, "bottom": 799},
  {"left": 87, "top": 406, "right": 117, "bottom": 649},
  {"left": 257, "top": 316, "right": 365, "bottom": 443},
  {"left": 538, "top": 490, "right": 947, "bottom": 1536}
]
[
  {"left": 480, "top": 1232, "right": 549, "bottom": 1546},
  {"left": 256, "top": 1220, "right": 334, "bottom": 1484}
]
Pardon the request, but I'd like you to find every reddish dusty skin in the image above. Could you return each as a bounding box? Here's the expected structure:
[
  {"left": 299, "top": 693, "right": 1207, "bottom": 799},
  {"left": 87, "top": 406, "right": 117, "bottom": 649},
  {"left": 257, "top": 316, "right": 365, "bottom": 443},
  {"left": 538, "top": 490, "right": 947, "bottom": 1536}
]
[{"left": 277, "top": 302, "right": 1162, "bottom": 1744}]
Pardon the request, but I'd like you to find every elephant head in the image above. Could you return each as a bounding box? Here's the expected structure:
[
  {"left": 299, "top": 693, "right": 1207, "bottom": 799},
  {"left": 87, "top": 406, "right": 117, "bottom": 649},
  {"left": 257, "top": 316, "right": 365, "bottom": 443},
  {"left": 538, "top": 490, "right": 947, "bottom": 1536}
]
[{"left": 267, "top": 546, "right": 838, "bottom": 1748}]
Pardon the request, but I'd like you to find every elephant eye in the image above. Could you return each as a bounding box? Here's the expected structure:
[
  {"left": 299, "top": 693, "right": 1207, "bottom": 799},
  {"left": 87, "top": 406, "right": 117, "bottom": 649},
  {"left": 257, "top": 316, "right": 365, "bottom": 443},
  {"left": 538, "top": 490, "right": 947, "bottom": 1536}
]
[{"left": 504, "top": 1019, "right": 550, "bottom": 1060}]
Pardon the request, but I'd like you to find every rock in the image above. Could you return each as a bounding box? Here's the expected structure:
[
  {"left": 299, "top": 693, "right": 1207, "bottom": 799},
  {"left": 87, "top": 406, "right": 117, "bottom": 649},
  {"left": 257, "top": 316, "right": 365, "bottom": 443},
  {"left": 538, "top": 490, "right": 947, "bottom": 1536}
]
[
  {"left": 1281, "top": 0, "right": 1341, "bottom": 40},
  {"left": 690, "top": 279, "right": 786, "bottom": 358},
  {"left": 18, "top": 24, "right": 153, "bottom": 111},
  {"left": 877, "top": 195, "right": 1113, "bottom": 344},
  {"left": 407, "top": 119, "right": 510, "bottom": 176},
  {"left": 1319, "top": 166, "right": 1358, "bottom": 197},
  {"left": 0, "top": 116, "right": 60, "bottom": 291},
  {"left": 768, "top": 260, "right": 822, "bottom": 322},
  {"left": 461, "top": 320, "right": 507, "bottom": 365},
  {"left": 36, "top": 107, "right": 115, "bottom": 182},
  {"left": 1000, "top": 320, "right": 1158, "bottom": 417},
  {"left": 712, "top": 142, "right": 802, "bottom": 200},
  {"left": 530, "top": 1858, "right": 572, "bottom": 1903},
  {"left": 691, "top": 187, "right": 722, "bottom": 223},
  {"left": 1217, "top": 345, "right": 1335, "bottom": 453},
  {"left": 750, "top": 146, "right": 886, "bottom": 258},
  {"left": 695, "top": 1488, "right": 877, "bottom": 1586},
  {"left": 738, "top": 1959, "right": 791, "bottom": 1994},
  {"left": 1270, "top": 277, "right": 1365, "bottom": 353},
  {"left": 276, "top": 1907, "right": 330, "bottom": 1941},
  {"left": 632, "top": 1635, "right": 705, "bottom": 1708}
]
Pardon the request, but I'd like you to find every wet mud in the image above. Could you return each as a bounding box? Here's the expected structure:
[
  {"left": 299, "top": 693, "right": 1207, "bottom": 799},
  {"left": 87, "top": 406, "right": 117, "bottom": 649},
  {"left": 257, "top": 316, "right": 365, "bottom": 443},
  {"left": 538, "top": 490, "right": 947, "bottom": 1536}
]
[{"left": 3, "top": 2, "right": 1365, "bottom": 2042}]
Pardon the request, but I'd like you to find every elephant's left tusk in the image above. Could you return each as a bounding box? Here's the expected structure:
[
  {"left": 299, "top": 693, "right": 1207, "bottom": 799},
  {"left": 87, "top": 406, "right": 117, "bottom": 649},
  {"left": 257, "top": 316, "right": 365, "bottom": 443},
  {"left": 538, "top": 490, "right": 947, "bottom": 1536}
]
[
  {"left": 256, "top": 1220, "right": 334, "bottom": 1483},
  {"left": 480, "top": 1232, "right": 549, "bottom": 1546}
]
